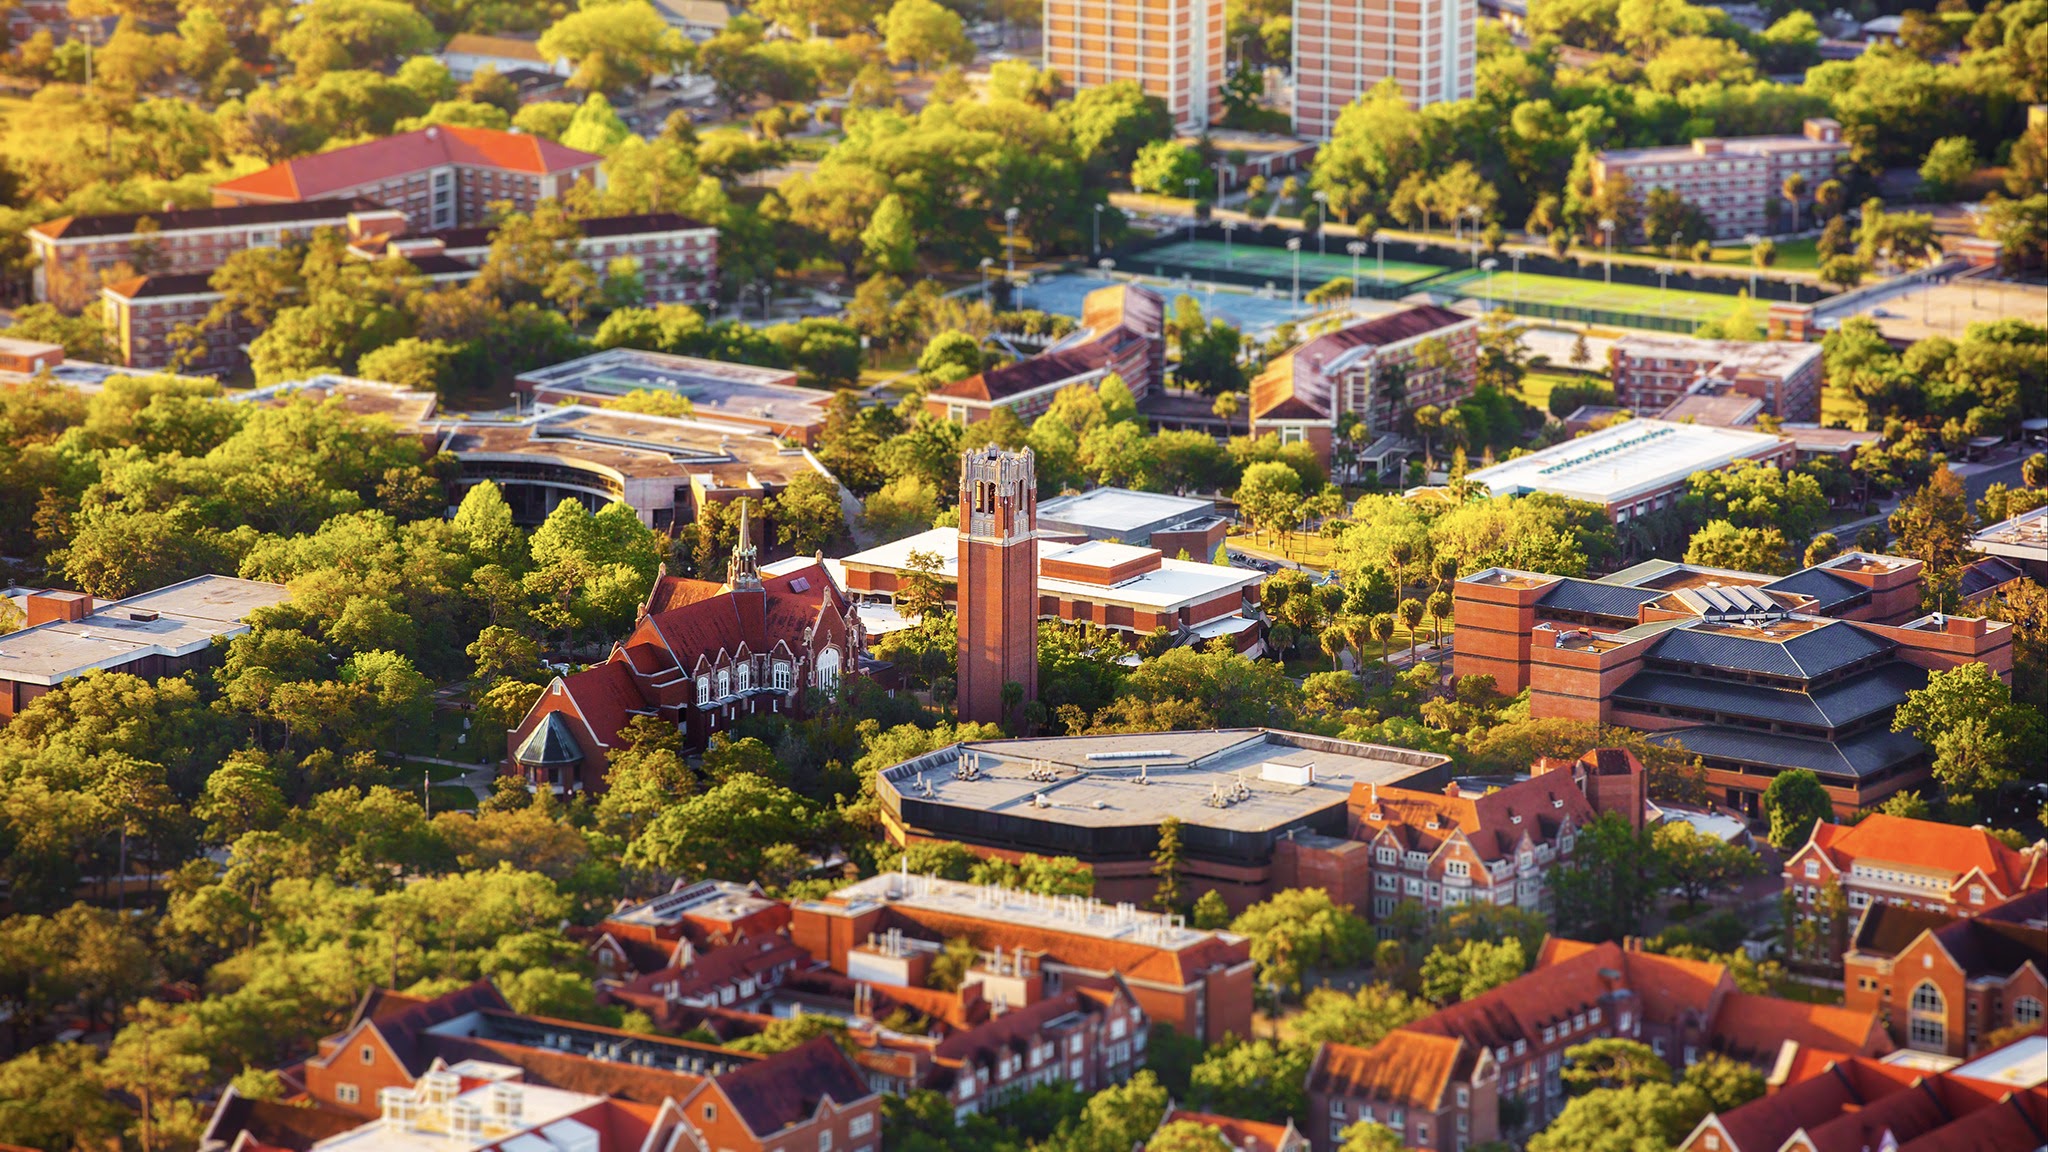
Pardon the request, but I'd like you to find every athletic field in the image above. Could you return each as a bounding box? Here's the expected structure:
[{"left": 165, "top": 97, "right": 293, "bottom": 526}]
[
  {"left": 1135, "top": 239, "right": 1449, "bottom": 288},
  {"left": 1019, "top": 273, "right": 1318, "bottom": 333},
  {"left": 1434, "top": 268, "right": 1740, "bottom": 325}
]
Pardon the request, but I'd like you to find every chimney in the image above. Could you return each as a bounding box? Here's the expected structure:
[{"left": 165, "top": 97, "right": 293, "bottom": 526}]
[{"left": 1444, "top": 781, "right": 1462, "bottom": 799}]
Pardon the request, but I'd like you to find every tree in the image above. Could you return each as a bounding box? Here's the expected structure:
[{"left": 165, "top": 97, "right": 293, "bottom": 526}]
[
  {"left": 1151, "top": 816, "right": 1186, "bottom": 912},
  {"left": 1420, "top": 937, "right": 1527, "bottom": 1005},
  {"left": 539, "top": 1, "right": 689, "bottom": 95},
  {"left": 1190, "top": 890, "right": 1233, "bottom": 930},
  {"left": 1560, "top": 1039, "right": 1672, "bottom": 1093},
  {"left": 1654, "top": 820, "right": 1761, "bottom": 905},
  {"left": 1337, "top": 1123, "right": 1407, "bottom": 1152},
  {"left": 559, "top": 92, "right": 633, "bottom": 154},
  {"left": 1229, "top": 889, "right": 1373, "bottom": 995},
  {"left": 1893, "top": 663, "right": 2048, "bottom": 807},
  {"left": 1291, "top": 983, "right": 1431, "bottom": 1048},
  {"left": 1188, "top": 1039, "right": 1311, "bottom": 1123},
  {"left": 625, "top": 773, "right": 819, "bottom": 881},
  {"left": 1781, "top": 173, "right": 1807, "bottom": 233},
  {"left": 1919, "top": 137, "right": 1977, "bottom": 201},
  {"left": 1132, "top": 140, "right": 1207, "bottom": 197},
  {"left": 0, "top": 1044, "right": 125, "bottom": 1151},
  {"left": 1057, "top": 1070, "right": 1170, "bottom": 1152},
  {"left": 1397, "top": 597, "right": 1425, "bottom": 663},
  {"left": 1148, "top": 1120, "right": 1234, "bottom": 1152},
  {"left": 1889, "top": 466, "right": 1974, "bottom": 587},
  {"left": 1762, "top": 769, "right": 1833, "bottom": 850},
  {"left": 1685, "top": 460, "right": 1828, "bottom": 542},
  {"left": 771, "top": 473, "right": 845, "bottom": 555},
  {"left": 1236, "top": 462, "right": 1304, "bottom": 544},
  {"left": 1684, "top": 520, "right": 1792, "bottom": 575},
  {"left": 1820, "top": 254, "right": 1869, "bottom": 291},
  {"left": 356, "top": 338, "right": 460, "bottom": 391},
  {"left": 882, "top": 0, "right": 972, "bottom": 72},
  {"left": 1552, "top": 812, "right": 1662, "bottom": 943},
  {"left": 861, "top": 194, "right": 917, "bottom": 277},
  {"left": 275, "top": 0, "right": 436, "bottom": 76},
  {"left": 1212, "top": 392, "right": 1244, "bottom": 436}
]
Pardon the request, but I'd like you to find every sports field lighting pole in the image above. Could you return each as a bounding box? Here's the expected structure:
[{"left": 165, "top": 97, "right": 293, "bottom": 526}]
[
  {"left": 979, "top": 256, "right": 993, "bottom": 306},
  {"left": 1510, "top": 249, "right": 1522, "bottom": 302},
  {"left": 1004, "top": 206, "right": 1019, "bottom": 281},
  {"left": 1743, "top": 232, "right": 1760, "bottom": 298},
  {"left": 1479, "top": 257, "right": 1499, "bottom": 312},
  {"left": 1286, "top": 237, "right": 1301, "bottom": 303},
  {"left": 1347, "top": 240, "right": 1365, "bottom": 299},
  {"left": 1184, "top": 178, "right": 1199, "bottom": 245},
  {"left": 1466, "top": 205, "right": 1483, "bottom": 268},
  {"left": 1092, "top": 204, "right": 1104, "bottom": 258},
  {"left": 1599, "top": 218, "right": 1616, "bottom": 284},
  {"left": 1313, "top": 191, "right": 1329, "bottom": 256},
  {"left": 1222, "top": 219, "right": 1237, "bottom": 268},
  {"left": 1655, "top": 264, "right": 1672, "bottom": 316}
]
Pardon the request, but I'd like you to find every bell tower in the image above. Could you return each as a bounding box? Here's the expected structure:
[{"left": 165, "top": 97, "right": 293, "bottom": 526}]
[{"left": 956, "top": 446, "right": 1038, "bottom": 727}]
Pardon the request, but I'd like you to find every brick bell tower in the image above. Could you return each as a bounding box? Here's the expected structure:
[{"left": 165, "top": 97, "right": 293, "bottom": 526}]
[{"left": 956, "top": 446, "right": 1038, "bottom": 727}]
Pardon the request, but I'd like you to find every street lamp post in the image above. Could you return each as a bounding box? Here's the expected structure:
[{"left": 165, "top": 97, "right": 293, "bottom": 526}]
[
  {"left": 1479, "top": 257, "right": 1498, "bottom": 311},
  {"left": 979, "top": 256, "right": 993, "bottom": 306},
  {"left": 1184, "top": 178, "right": 1199, "bottom": 244},
  {"left": 1669, "top": 230, "right": 1682, "bottom": 260},
  {"left": 1092, "top": 204, "right": 1104, "bottom": 258},
  {"left": 1313, "top": 191, "right": 1329, "bottom": 256},
  {"left": 1099, "top": 257, "right": 1116, "bottom": 278},
  {"left": 1004, "top": 206, "right": 1019, "bottom": 280},
  {"left": 1466, "top": 205, "right": 1483, "bottom": 268},
  {"left": 1347, "top": 240, "right": 1365, "bottom": 299},
  {"left": 1599, "top": 218, "right": 1616, "bottom": 285},
  {"left": 1286, "top": 237, "right": 1301, "bottom": 303},
  {"left": 1222, "top": 220, "right": 1237, "bottom": 267},
  {"left": 1744, "top": 232, "right": 1760, "bottom": 298}
]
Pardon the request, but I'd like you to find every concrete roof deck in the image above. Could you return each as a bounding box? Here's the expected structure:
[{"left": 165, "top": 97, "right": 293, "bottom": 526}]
[
  {"left": 811, "top": 871, "right": 1231, "bottom": 951},
  {"left": 1037, "top": 487, "right": 1215, "bottom": 535},
  {"left": 879, "top": 729, "right": 1448, "bottom": 834},
  {"left": 0, "top": 575, "right": 288, "bottom": 685},
  {"left": 438, "top": 407, "right": 820, "bottom": 486},
  {"left": 842, "top": 529, "right": 1262, "bottom": 610},
  {"left": 514, "top": 348, "right": 824, "bottom": 425},
  {"left": 1971, "top": 505, "right": 2048, "bottom": 562}
]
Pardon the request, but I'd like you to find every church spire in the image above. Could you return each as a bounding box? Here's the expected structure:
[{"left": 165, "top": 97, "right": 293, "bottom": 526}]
[{"left": 728, "top": 499, "right": 762, "bottom": 592}]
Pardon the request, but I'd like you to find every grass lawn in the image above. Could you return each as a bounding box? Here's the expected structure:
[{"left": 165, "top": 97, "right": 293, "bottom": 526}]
[
  {"left": 1518, "top": 369, "right": 1606, "bottom": 414},
  {"left": 1620, "top": 237, "right": 1823, "bottom": 274},
  {"left": 427, "top": 784, "right": 480, "bottom": 813},
  {"left": 1438, "top": 269, "right": 1739, "bottom": 324},
  {"left": 1229, "top": 531, "right": 1340, "bottom": 573}
]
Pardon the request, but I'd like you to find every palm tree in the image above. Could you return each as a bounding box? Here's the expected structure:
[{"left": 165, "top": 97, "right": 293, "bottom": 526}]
[
  {"left": 1427, "top": 589, "right": 1452, "bottom": 650},
  {"left": 1781, "top": 174, "right": 1808, "bottom": 233},
  {"left": 1319, "top": 624, "right": 1349, "bottom": 673},
  {"left": 1369, "top": 613, "right": 1396, "bottom": 683},
  {"left": 1398, "top": 597, "right": 1425, "bottom": 664},
  {"left": 1213, "top": 392, "right": 1244, "bottom": 437},
  {"left": 1388, "top": 540, "right": 1414, "bottom": 599},
  {"left": 1431, "top": 554, "right": 1459, "bottom": 591}
]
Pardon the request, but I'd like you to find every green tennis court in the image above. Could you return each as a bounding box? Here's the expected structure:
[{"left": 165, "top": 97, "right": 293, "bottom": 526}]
[
  {"left": 1139, "top": 239, "right": 1449, "bottom": 287},
  {"left": 1435, "top": 269, "right": 1740, "bottom": 324}
]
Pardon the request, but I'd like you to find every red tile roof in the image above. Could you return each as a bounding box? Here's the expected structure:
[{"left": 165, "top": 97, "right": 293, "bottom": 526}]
[
  {"left": 213, "top": 126, "right": 600, "bottom": 202},
  {"left": 1308, "top": 1032, "right": 1467, "bottom": 1110},
  {"left": 1706, "top": 992, "right": 1889, "bottom": 1064},
  {"left": 710, "top": 1034, "right": 874, "bottom": 1138},
  {"left": 1699, "top": 1056, "right": 1919, "bottom": 1152},
  {"left": 935, "top": 283, "right": 1162, "bottom": 403},
  {"left": 1353, "top": 770, "right": 1599, "bottom": 859},
  {"left": 1809, "top": 815, "right": 2048, "bottom": 894},
  {"left": 1154, "top": 1107, "right": 1309, "bottom": 1152},
  {"left": 1250, "top": 305, "right": 1472, "bottom": 423}
]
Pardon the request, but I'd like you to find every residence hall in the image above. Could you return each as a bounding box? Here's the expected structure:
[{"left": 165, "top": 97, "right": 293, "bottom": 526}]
[
  {"left": 1453, "top": 555, "right": 2013, "bottom": 818},
  {"left": 1041, "top": 0, "right": 1224, "bottom": 132},
  {"left": 1608, "top": 334, "right": 1827, "bottom": 423},
  {"left": 1292, "top": 0, "right": 1475, "bottom": 139},
  {"left": 1592, "top": 118, "right": 1851, "bottom": 238},
  {"left": 1840, "top": 889, "right": 2046, "bottom": 1059},
  {"left": 925, "top": 283, "right": 1165, "bottom": 425},
  {"left": 23, "top": 197, "right": 391, "bottom": 302}
]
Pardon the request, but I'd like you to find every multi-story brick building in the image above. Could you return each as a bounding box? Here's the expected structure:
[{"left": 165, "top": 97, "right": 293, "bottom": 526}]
[
  {"left": 364, "top": 211, "right": 719, "bottom": 305},
  {"left": 581, "top": 881, "right": 795, "bottom": 979},
  {"left": 1841, "top": 889, "right": 2046, "bottom": 1059},
  {"left": 1783, "top": 813, "right": 2048, "bottom": 963},
  {"left": 1291, "top": 0, "right": 1476, "bottom": 140},
  {"left": 1321, "top": 938, "right": 1888, "bottom": 1144},
  {"left": 1609, "top": 335, "right": 1826, "bottom": 423},
  {"left": 1150, "top": 1107, "right": 1312, "bottom": 1151},
  {"left": 1249, "top": 305, "right": 1479, "bottom": 474},
  {"left": 1460, "top": 419, "right": 1796, "bottom": 528},
  {"left": 99, "top": 271, "right": 254, "bottom": 375},
  {"left": 1591, "top": 119, "right": 1852, "bottom": 238},
  {"left": 927, "top": 284, "right": 1165, "bottom": 425},
  {"left": 212, "top": 125, "right": 603, "bottom": 232},
  {"left": 1675, "top": 1033, "right": 2048, "bottom": 1152},
  {"left": 790, "top": 872, "right": 1259, "bottom": 1045},
  {"left": 1454, "top": 555, "right": 2014, "bottom": 818},
  {"left": 24, "top": 199, "right": 391, "bottom": 303},
  {"left": 503, "top": 523, "right": 867, "bottom": 788},
  {"left": 1042, "top": 0, "right": 1224, "bottom": 132},
  {"left": 1349, "top": 748, "right": 1645, "bottom": 922},
  {"left": 1307, "top": 1030, "right": 1498, "bottom": 1152}
]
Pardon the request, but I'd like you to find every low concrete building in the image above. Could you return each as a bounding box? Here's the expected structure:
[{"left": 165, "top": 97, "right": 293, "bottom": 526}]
[
  {"left": 0, "top": 575, "right": 290, "bottom": 718},
  {"left": 1035, "top": 487, "right": 1230, "bottom": 557},
  {"left": 516, "top": 348, "right": 829, "bottom": 446}
]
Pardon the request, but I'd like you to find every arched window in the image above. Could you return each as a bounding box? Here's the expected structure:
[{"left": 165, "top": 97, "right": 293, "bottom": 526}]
[
  {"left": 696, "top": 674, "right": 711, "bottom": 704},
  {"left": 716, "top": 669, "right": 731, "bottom": 699},
  {"left": 817, "top": 647, "right": 841, "bottom": 690},
  {"left": 736, "top": 663, "right": 751, "bottom": 692},
  {"left": 1908, "top": 981, "right": 1946, "bottom": 1050},
  {"left": 2016, "top": 996, "right": 2043, "bottom": 1027},
  {"left": 773, "top": 660, "right": 792, "bottom": 691}
]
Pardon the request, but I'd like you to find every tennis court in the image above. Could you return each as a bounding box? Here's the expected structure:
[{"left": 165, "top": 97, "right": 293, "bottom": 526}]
[
  {"left": 1018, "top": 273, "right": 1319, "bottom": 333},
  {"left": 1136, "top": 239, "right": 1448, "bottom": 288},
  {"left": 1434, "top": 269, "right": 1740, "bottom": 325}
]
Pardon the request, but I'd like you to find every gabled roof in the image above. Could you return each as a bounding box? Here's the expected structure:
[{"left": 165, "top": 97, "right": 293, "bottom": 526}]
[
  {"left": 442, "top": 32, "right": 548, "bottom": 61},
  {"left": 1155, "top": 1106, "right": 1308, "bottom": 1152},
  {"left": 1809, "top": 815, "right": 2047, "bottom": 891},
  {"left": 1536, "top": 578, "right": 1665, "bottom": 619},
  {"left": 1704, "top": 1056, "right": 1919, "bottom": 1152},
  {"left": 199, "top": 1087, "right": 359, "bottom": 1152},
  {"left": 936, "top": 283, "right": 1161, "bottom": 404},
  {"left": 1706, "top": 991, "right": 1887, "bottom": 1064},
  {"left": 1850, "top": 902, "right": 1954, "bottom": 959},
  {"left": 1307, "top": 1032, "right": 1468, "bottom": 1111},
  {"left": 1928, "top": 890, "right": 2048, "bottom": 977},
  {"left": 1249, "top": 305, "right": 1472, "bottom": 423},
  {"left": 1353, "top": 770, "right": 1599, "bottom": 860},
  {"left": 213, "top": 126, "right": 601, "bottom": 202},
  {"left": 710, "top": 1035, "right": 872, "bottom": 1138},
  {"left": 1613, "top": 662, "right": 1924, "bottom": 730},
  {"left": 1762, "top": 567, "right": 1870, "bottom": 613},
  {"left": 1650, "top": 724, "right": 1923, "bottom": 781}
]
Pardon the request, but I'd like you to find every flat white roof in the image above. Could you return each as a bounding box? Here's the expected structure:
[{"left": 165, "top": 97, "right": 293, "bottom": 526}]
[
  {"left": 812, "top": 872, "right": 1233, "bottom": 951},
  {"left": 840, "top": 529, "right": 1262, "bottom": 611},
  {"left": 0, "top": 575, "right": 289, "bottom": 685},
  {"left": 1951, "top": 1035, "right": 2048, "bottom": 1088},
  {"left": 314, "top": 1079, "right": 603, "bottom": 1152},
  {"left": 1037, "top": 487, "right": 1215, "bottom": 535},
  {"left": 1462, "top": 419, "right": 1788, "bottom": 506},
  {"left": 1971, "top": 504, "right": 2048, "bottom": 563}
]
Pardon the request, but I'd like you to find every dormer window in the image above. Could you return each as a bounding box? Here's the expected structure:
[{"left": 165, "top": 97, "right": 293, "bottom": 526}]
[
  {"left": 697, "top": 674, "right": 711, "bottom": 703},
  {"left": 1968, "top": 885, "right": 1983, "bottom": 904},
  {"left": 773, "top": 660, "right": 792, "bottom": 691},
  {"left": 736, "top": 663, "right": 751, "bottom": 692},
  {"left": 1805, "top": 860, "right": 1820, "bottom": 879},
  {"left": 716, "top": 669, "right": 731, "bottom": 698}
]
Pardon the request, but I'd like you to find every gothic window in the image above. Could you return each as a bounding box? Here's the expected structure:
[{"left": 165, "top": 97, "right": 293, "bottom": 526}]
[
  {"left": 774, "top": 660, "right": 792, "bottom": 691},
  {"left": 716, "top": 669, "right": 730, "bottom": 699},
  {"left": 737, "top": 663, "right": 751, "bottom": 692},
  {"left": 1908, "top": 981, "right": 1946, "bottom": 1050},
  {"left": 696, "top": 674, "right": 710, "bottom": 704}
]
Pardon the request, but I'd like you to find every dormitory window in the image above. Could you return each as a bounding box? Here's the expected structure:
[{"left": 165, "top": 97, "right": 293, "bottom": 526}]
[
  {"left": 737, "top": 663, "right": 751, "bottom": 692},
  {"left": 716, "top": 670, "right": 730, "bottom": 698},
  {"left": 2014, "top": 997, "right": 2042, "bottom": 1026},
  {"left": 1909, "top": 982, "right": 1946, "bottom": 1050},
  {"left": 697, "top": 674, "right": 711, "bottom": 703},
  {"left": 336, "top": 1084, "right": 359, "bottom": 1104}
]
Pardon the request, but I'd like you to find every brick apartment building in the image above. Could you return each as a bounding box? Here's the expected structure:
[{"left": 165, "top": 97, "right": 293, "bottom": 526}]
[
  {"left": 1675, "top": 1033, "right": 2048, "bottom": 1152},
  {"left": 102, "top": 212, "right": 720, "bottom": 372},
  {"left": 1591, "top": 119, "right": 1852, "bottom": 238},
  {"left": 1313, "top": 937, "right": 1888, "bottom": 1146},
  {"left": 504, "top": 529, "right": 866, "bottom": 789},
  {"left": 1609, "top": 335, "right": 1826, "bottom": 423},
  {"left": 1454, "top": 555, "right": 2014, "bottom": 818},
  {"left": 581, "top": 881, "right": 796, "bottom": 980},
  {"left": 213, "top": 125, "right": 603, "bottom": 232},
  {"left": 1249, "top": 305, "right": 1479, "bottom": 474},
  {"left": 1783, "top": 813, "right": 2048, "bottom": 963},
  {"left": 1841, "top": 889, "right": 2046, "bottom": 1059},
  {"left": 1042, "top": 0, "right": 1224, "bottom": 132},
  {"left": 790, "top": 872, "right": 1257, "bottom": 1045},
  {"left": 1291, "top": 0, "right": 1476, "bottom": 140},
  {"left": 927, "top": 284, "right": 1165, "bottom": 425},
  {"left": 25, "top": 199, "right": 392, "bottom": 303},
  {"left": 235, "top": 979, "right": 885, "bottom": 1152},
  {"left": 1348, "top": 748, "right": 1646, "bottom": 922}
]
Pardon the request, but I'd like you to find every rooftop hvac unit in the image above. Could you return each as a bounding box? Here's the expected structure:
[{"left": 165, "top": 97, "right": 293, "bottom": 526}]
[
  {"left": 541, "top": 1118, "right": 602, "bottom": 1152},
  {"left": 419, "top": 1070, "right": 461, "bottom": 1104},
  {"left": 448, "top": 1099, "right": 483, "bottom": 1141},
  {"left": 378, "top": 1087, "right": 416, "bottom": 1131},
  {"left": 489, "top": 1081, "right": 523, "bottom": 1125}
]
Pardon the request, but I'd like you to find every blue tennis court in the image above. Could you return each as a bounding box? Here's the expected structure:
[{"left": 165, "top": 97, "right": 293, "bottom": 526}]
[{"left": 1016, "top": 273, "right": 1321, "bottom": 334}]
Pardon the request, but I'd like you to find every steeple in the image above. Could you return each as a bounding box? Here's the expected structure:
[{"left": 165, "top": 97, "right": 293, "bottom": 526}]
[{"left": 727, "top": 499, "right": 762, "bottom": 592}]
